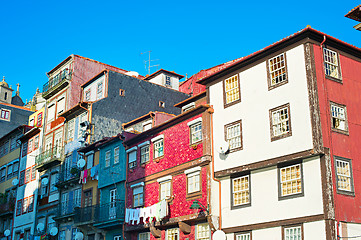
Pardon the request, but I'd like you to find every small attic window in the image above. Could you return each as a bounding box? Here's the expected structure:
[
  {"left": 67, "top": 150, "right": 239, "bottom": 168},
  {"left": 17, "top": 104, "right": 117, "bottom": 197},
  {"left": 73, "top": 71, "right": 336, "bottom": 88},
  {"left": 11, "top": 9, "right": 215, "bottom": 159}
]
[
  {"left": 4, "top": 92, "right": 7, "bottom": 100},
  {"left": 165, "top": 75, "right": 171, "bottom": 87},
  {"left": 119, "top": 89, "right": 125, "bottom": 96},
  {"left": 159, "top": 101, "right": 165, "bottom": 108},
  {"left": 182, "top": 102, "right": 195, "bottom": 113}
]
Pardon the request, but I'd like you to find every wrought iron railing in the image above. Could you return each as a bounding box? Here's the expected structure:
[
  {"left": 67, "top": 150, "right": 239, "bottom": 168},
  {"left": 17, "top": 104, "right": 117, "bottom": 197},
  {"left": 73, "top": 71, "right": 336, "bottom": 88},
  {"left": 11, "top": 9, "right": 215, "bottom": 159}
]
[
  {"left": 74, "top": 200, "right": 125, "bottom": 225},
  {"left": 43, "top": 69, "right": 72, "bottom": 95},
  {"left": 35, "top": 146, "right": 64, "bottom": 167},
  {"left": 0, "top": 202, "right": 15, "bottom": 214},
  {"left": 57, "top": 167, "right": 80, "bottom": 185}
]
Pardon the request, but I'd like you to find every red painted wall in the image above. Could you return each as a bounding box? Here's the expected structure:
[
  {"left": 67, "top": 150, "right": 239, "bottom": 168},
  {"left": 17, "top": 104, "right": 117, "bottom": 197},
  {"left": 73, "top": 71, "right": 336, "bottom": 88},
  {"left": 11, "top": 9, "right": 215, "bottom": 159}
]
[
  {"left": 126, "top": 114, "right": 208, "bottom": 239},
  {"left": 313, "top": 44, "right": 361, "bottom": 223}
]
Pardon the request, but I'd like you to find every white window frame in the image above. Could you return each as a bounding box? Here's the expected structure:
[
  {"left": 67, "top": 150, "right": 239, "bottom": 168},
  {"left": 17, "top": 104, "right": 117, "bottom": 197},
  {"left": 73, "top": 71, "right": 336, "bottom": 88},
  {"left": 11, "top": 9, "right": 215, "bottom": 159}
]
[
  {"left": 225, "top": 120, "right": 242, "bottom": 151},
  {"left": 105, "top": 150, "right": 111, "bottom": 167},
  {"left": 236, "top": 232, "right": 251, "bottom": 240},
  {"left": 128, "top": 149, "right": 137, "bottom": 169},
  {"left": 97, "top": 82, "right": 103, "bottom": 100},
  {"left": 196, "top": 223, "right": 210, "bottom": 240},
  {"left": 114, "top": 147, "right": 120, "bottom": 164},
  {"left": 224, "top": 74, "right": 240, "bottom": 105},
  {"left": 47, "top": 103, "right": 56, "bottom": 122},
  {"left": 182, "top": 102, "right": 195, "bottom": 113},
  {"left": 56, "top": 96, "right": 66, "bottom": 117},
  {"left": 270, "top": 104, "right": 291, "bottom": 140},
  {"left": 166, "top": 228, "right": 179, "bottom": 240},
  {"left": 132, "top": 185, "right": 144, "bottom": 207},
  {"left": 323, "top": 48, "right": 341, "bottom": 79},
  {"left": 284, "top": 225, "right": 302, "bottom": 240},
  {"left": 268, "top": 53, "right": 287, "bottom": 87},
  {"left": 153, "top": 138, "right": 164, "bottom": 159},
  {"left": 331, "top": 103, "right": 348, "bottom": 133},
  {"left": 140, "top": 145, "right": 150, "bottom": 164},
  {"left": 158, "top": 177, "right": 171, "bottom": 200},
  {"left": 279, "top": 163, "right": 303, "bottom": 198},
  {"left": 188, "top": 118, "right": 202, "bottom": 145},
  {"left": 67, "top": 119, "right": 75, "bottom": 141},
  {"left": 335, "top": 157, "right": 354, "bottom": 193},
  {"left": 0, "top": 109, "right": 11, "bottom": 121}
]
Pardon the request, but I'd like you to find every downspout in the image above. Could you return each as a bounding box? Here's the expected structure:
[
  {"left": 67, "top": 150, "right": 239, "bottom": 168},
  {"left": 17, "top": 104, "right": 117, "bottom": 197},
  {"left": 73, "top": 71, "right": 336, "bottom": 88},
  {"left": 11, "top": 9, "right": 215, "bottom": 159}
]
[
  {"left": 320, "top": 36, "right": 339, "bottom": 239},
  {"left": 208, "top": 106, "right": 222, "bottom": 230}
]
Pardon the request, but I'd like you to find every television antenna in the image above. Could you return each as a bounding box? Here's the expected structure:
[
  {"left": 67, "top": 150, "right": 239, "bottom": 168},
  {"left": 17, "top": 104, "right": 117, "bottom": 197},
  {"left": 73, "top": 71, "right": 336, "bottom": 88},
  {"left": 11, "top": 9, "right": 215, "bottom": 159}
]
[{"left": 141, "top": 51, "right": 160, "bottom": 75}]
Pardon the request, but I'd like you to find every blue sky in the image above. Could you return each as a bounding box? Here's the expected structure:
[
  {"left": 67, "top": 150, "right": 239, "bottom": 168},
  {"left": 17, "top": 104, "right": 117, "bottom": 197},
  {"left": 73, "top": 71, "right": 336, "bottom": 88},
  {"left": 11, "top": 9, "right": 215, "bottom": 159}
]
[{"left": 0, "top": 0, "right": 360, "bottom": 102}]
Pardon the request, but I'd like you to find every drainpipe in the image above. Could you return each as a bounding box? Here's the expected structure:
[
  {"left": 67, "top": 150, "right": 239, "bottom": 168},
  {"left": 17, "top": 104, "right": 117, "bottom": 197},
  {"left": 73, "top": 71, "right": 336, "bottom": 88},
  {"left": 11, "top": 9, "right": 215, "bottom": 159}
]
[{"left": 208, "top": 106, "right": 222, "bottom": 230}]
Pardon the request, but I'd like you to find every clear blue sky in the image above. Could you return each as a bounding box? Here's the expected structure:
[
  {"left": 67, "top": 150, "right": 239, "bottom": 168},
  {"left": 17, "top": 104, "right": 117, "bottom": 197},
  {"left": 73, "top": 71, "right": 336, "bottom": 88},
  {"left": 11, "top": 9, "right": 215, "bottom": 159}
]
[{"left": 0, "top": 0, "right": 360, "bottom": 102}]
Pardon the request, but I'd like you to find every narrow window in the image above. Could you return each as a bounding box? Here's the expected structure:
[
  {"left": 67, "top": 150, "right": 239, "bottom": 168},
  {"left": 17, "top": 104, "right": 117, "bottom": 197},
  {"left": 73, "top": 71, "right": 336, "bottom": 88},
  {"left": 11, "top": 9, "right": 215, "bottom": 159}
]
[
  {"left": 224, "top": 74, "right": 240, "bottom": 106},
  {"left": 37, "top": 112, "right": 43, "bottom": 127},
  {"left": 28, "top": 139, "right": 33, "bottom": 154},
  {"left": 330, "top": 102, "right": 348, "bottom": 134},
  {"left": 25, "top": 168, "right": 31, "bottom": 184},
  {"left": 16, "top": 200, "right": 22, "bottom": 216},
  {"left": 67, "top": 119, "right": 75, "bottom": 141},
  {"left": 7, "top": 164, "right": 12, "bottom": 179},
  {"left": 165, "top": 75, "right": 171, "bottom": 87},
  {"left": 22, "top": 197, "right": 28, "bottom": 214},
  {"left": 140, "top": 145, "right": 150, "bottom": 164},
  {"left": 270, "top": 104, "right": 291, "bottom": 141},
  {"left": 232, "top": 174, "right": 250, "bottom": 207},
  {"left": 57, "top": 97, "right": 65, "bottom": 116},
  {"left": 190, "top": 122, "right": 202, "bottom": 144},
  {"left": 114, "top": 147, "right": 120, "bottom": 164},
  {"left": 335, "top": 157, "right": 354, "bottom": 194},
  {"left": 225, "top": 120, "right": 242, "bottom": 152},
  {"left": 34, "top": 135, "right": 39, "bottom": 150},
  {"left": 85, "top": 89, "right": 91, "bottom": 101},
  {"left": 166, "top": 228, "right": 179, "bottom": 240},
  {"left": 159, "top": 179, "right": 171, "bottom": 200},
  {"left": 28, "top": 195, "right": 34, "bottom": 212},
  {"left": 128, "top": 150, "right": 137, "bottom": 169},
  {"left": 138, "top": 232, "right": 150, "bottom": 240},
  {"left": 159, "top": 101, "right": 165, "bottom": 108},
  {"left": 279, "top": 163, "right": 303, "bottom": 198},
  {"left": 47, "top": 104, "right": 55, "bottom": 122},
  {"left": 133, "top": 186, "right": 144, "bottom": 207},
  {"left": 154, "top": 139, "right": 164, "bottom": 158},
  {"left": 119, "top": 89, "right": 125, "bottom": 96},
  {"left": 236, "top": 232, "right": 251, "bottom": 240},
  {"left": 267, "top": 53, "right": 288, "bottom": 89},
  {"left": 187, "top": 172, "right": 200, "bottom": 194},
  {"left": 97, "top": 82, "right": 103, "bottom": 99},
  {"left": 0, "top": 109, "right": 10, "bottom": 120},
  {"left": 105, "top": 150, "right": 111, "bottom": 167},
  {"left": 324, "top": 48, "right": 341, "bottom": 80}
]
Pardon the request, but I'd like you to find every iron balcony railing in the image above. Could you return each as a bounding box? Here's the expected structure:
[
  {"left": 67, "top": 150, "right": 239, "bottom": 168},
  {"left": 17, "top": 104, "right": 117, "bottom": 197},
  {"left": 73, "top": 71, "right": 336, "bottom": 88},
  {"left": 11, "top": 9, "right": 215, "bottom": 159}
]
[
  {"left": 56, "top": 167, "right": 80, "bottom": 187},
  {"left": 35, "top": 146, "right": 64, "bottom": 168},
  {"left": 0, "top": 201, "right": 15, "bottom": 215},
  {"left": 74, "top": 200, "right": 125, "bottom": 225},
  {"left": 43, "top": 69, "right": 72, "bottom": 95}
]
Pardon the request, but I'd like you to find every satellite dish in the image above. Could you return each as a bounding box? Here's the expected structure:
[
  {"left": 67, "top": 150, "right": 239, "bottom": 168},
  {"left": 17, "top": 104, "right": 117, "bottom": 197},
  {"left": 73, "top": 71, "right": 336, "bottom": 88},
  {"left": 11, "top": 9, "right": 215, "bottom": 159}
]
[
  {"left": 12, "top": 178, "right": 19, "bottom": 186},
  {"left": 77, "top": 158, "right": 86, "bottom": 168},
  {"left": 217, "top": 141, "right": 229, "bottom": 154},
  {"left": 4, "top": 229, "right": 10, "bottom": 237},
  {"left": 50, "top": 227, "right": 58, "bottom": 236},
  {"left": 37, "top": 223, "right": 44, "bottom": 232},
  {"left": 41, "top": 178, "right": 49, "bottom": 185},
  {"left": 213, "top": 230, "right": 226, "bottom": 240},
  {"left": 75, "top": 232, "right": 84, "bottom": 240}
]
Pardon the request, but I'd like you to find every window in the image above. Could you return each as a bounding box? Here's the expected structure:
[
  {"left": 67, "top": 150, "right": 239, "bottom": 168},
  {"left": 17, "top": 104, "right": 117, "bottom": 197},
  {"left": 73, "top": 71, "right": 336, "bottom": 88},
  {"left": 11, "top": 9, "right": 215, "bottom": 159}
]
[
  {"left": 236, "top": 232, "right": 251, "bottom": 240},
  {"left": 190, "top": 122, "right": 202, "bottom": 144},
  {"left": 182, "top": 102, "right": 195, "bottom": 113},
  {"left": 19, "top": 170, "right": 25, "bottom": 186},
  {"left": 154, "top": 139, "right": 164, "bottom": 158},
  {"left": 86, "top": 153, "right": 94, "bottom": 169},
  {"left": 133, "top": 186, "right": 144, "bottom": 207},
  {"left": 31, "top": 166, "right": 36, "bottom": 181},
  {"left": 128, "top": 150, "right": 137, "bottom": 169},
  {"left": 22, "top": 197, "right": 28, "bottom": 214},
  {"left": 7, "top": 164, "right": 13, "bottom": 179},
  {"left": 159, "top": 179, "right": 171, "bottom": 200},
  {"left": 0, "top": 109, "right": 10, "bottom": 120},
  {"left": 279, "top": 163, "right": 303, "bottom": 198},
  {"left": 67, "top": 119, "right": 75, "bottom": 141},
  {"left": 74, "top": 188, "right": 82, "bottom": 207},
  {"left": 50, "top": 173, "right": 58, "bottom": 192},
  {"left": 97, "top": 82, "right": 103, "bottom": 99},
  {"left": 283, "top": 225, "right": 302, "bottom": 240},
  {"left": 196, "top": 223, "right": 210, "bottom": 240},
  {"left": 22, "top": 142, "right": 28, "bottom": 157},
  {"left": 47, "top": 104, "right": 55, "bottom": 122},
  {"left": 224, "top": 74, "right": 240, "bottom": 106},
  {"left": 138, "top": 232, "right": 150, "bottom": 240},
  {"left": 324, "top": 48, "right": 341, "bottom": 80},
  {"left": 28, "top": 195, "right": 34, "bottom": 212},
  {"left": 34, "top": 135, "right": 39, "bottom": 150},
  {"left": 140, "top": 145, "right": 150, "bottom": 164},
  {"left": 166, "top": 228, "right": 179, "bottom": 240},
  {"left": 29, "top": 118, "right": 35, "bottom": 127},
  {"left": 143, "top": 121, "right": 152, "bottom": 131},
  {"left": 335, "top": 157, "right": 354, "bottom": 194},
  {"left": 187, "top": 171, "right": 200, "bottom": 194},
  {"left": 225, "top": 120, "right": 242, "bottom": 152},
  {"left": 159, "top": 101, "right": 165, "bottom": 108},
  {"left": 165, "top": 75, "right": 171, "bottom": 87},
  {"left": 28, "top": 139, "right": 33, "bottom": 154},
  {"left": 114, "top": 147, "right": 120, "bottom": 164},
  {"left": 37, "top": 113, "right": 43, "bottom": 127},
  {"left": 25, "top": 168, "right": 31, "bottom": 184},
  {"left": 16, "top": 200, "right": 22, "bottom": 216},
  {"left": 270, "top": 104, "right": 291, "bottom": 141},
  {"left": 232, "top": 174, "right": 250, "bottom": 207},
  {"left": 267, "top": 53, "right": 288, "bottom": 89},
  {"left": 78, "top": 112, "right": 88, "bottom": 137},
  {"left": 0, "top": 167, "right": 6, "bottom": 182},
  {"left": 103, "top": 150, "right": 111, "bottom": 167},
  {"left": 119, "top": 89, "right": 125, "bottom": 96},
  {"left": 85, "top": 90, "right": 91, "bottom": 101},
  {"left": 57, "top": 97, "right": 65, "bottom": 116},
  {"left": 41, "top": 178, "right": 48, "bottom": 197},
  {"left": 13, "top": 161, "right": 19, "bottom": 175},
  {"left": 331, "top": 103, "right": 348, "bottom": 133},
  {"left": 10, "top": 137, "right": 17, "bottom": 151}
]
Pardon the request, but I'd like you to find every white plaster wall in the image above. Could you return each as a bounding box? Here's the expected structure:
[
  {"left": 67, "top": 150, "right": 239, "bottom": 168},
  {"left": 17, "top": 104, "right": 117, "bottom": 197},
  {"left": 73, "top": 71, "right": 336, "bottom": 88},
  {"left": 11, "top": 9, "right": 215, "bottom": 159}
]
[
  {"left": 83, "top": 75, "right": 106, "bottom": 102},
  {"left": 221, "top": 156, "right": 323, "bottom": 228},
  {"left": 346, "top": 222, "right": 361, "bottom": 238},
  {"left": 304, "top": 220, "right": 326, "bottom": 240},
  {"left": 252, "top": 226, "right": 281, "bottom": 240},
  {"left": 149, "top": 73, "right": 179, "bottom": 90},
  {"left": 210, "top": 44, "right": 313, "bottom": 172}
]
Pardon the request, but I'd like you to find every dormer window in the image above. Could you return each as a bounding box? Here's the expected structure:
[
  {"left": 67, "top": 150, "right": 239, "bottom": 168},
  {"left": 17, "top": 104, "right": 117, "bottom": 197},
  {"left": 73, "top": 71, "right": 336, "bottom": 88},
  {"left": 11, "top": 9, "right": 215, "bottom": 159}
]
[{"left": 165, "top": 75, "right": 171, "bottom": 87}]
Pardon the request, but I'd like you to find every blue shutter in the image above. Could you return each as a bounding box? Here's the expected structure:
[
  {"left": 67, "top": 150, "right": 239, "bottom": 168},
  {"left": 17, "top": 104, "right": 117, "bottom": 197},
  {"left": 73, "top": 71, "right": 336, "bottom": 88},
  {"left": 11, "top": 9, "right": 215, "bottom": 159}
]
[{"left": 68, "top": 191, "right": 74, "bottom": 212}]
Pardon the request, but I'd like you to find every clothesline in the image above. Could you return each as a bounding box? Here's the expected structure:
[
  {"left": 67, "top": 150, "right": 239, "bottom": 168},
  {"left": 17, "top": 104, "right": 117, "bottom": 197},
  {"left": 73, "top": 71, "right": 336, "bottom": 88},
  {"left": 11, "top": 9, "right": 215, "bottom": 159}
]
[
  {"left": 79, "top": 165, "right": 99, "bottom": 184},
  {"left": 125, "top": 199, "right": 168, "bottom": 225}
]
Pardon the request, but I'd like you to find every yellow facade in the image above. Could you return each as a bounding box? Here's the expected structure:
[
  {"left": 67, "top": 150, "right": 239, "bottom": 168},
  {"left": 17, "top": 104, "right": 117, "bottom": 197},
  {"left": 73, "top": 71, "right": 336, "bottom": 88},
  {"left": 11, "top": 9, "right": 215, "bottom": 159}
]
[
  {"left": 0, "top": 142, "right": 21, "bottom": 193},
  {"left": 83, "top": 151, "right": 100, "bottom": 205},
  {"left": 28, "top": 107, "right": 45, "bottom": 127}
]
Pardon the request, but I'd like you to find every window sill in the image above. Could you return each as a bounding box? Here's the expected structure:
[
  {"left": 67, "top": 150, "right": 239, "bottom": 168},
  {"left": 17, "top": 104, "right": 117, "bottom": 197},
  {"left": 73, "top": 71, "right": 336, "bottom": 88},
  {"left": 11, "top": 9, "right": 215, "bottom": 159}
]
[
  {"left": 278, "top": 192, "right": 304, "bottom": 201},
  {"left": 271, "top": 132, "right": 292, "bottom": 142},
  {"left": 325, "top": 75, "right": 342, "bottom": 84},
  {"left": 268, "top": 80, "right": 288, "bottom": 91},
  {"left": 224, "top": 99, "right": 241, "bottom": 109},
  {"left": 186, "top": 191, "right": 202, "bottom": 201},
  {"left": 336, "top": 189, "right": 355, "bottom": 197},
  {"left": 331, "top": 128, "right": 349, "bottom": 136},
  {"left": 231, "top": 202, "right": 251, "bottom": 210},
  {"left": 153, "top": 156, "right": 164, "bottom": 163}
]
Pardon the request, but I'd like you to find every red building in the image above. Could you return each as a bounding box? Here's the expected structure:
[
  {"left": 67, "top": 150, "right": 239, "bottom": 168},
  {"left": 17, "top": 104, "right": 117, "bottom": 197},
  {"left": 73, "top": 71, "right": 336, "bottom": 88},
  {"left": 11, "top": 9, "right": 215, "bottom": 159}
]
[{"left": 123, "top": 97, "right": 213, "bottom": 240}]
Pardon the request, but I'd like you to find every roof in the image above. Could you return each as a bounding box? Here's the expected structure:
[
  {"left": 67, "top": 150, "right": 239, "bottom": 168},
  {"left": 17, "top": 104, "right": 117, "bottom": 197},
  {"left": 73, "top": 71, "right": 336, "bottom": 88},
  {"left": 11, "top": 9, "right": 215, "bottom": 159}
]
[
  {"left": 58, "top": 102, "right": 89, "bottom": 119},
  {"left": 198, "top": 27, "right": 361, "bottom": 85},
  {"left": 18, "top": 127, "right": 40, "bottom": 141},
  {"left": 345, "top": 5, "right": 361, "bottom": 21},
  {"left": 123, "top": 104, "right": 210, "bottom": 146},
  {"left": 174, "top": 91, "right": 207, "bottom": 108},
  {"left": 143, "top": 69, "right": 184, "bottom": 81},
  {"left": 122, "top": 111, "right": 176, "bottom": 129},
  {"left": 11, "top": 95, "right": 24, "bottom": 107},
  {"left": 0, "top": 125, "right": 32, "bottom": 142},
  {"left": 0, "top": 102, "right": 33, "bottom": 111}
]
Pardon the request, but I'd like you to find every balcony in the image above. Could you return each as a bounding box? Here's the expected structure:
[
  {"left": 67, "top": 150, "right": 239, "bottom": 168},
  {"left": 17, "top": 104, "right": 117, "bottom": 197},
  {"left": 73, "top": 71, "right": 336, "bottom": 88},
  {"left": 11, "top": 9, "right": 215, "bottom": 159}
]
[
  {"left": 42, "top": 69, "right": 72, "bottom": 99},
  {"left": 54, "top": 203, "right": 77, "bottom": 223},
  {"left": 55, "top": 167, "right": 81, "bottom": 189},
  {"left": 35, "top": 146, "right": 64, "bottom": 171},
  {"left": 74, "top": 200, "right": 125, "bottom": 229},
  {"left": 0, "top": 202, "right": 15, "bottom": 217}
]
